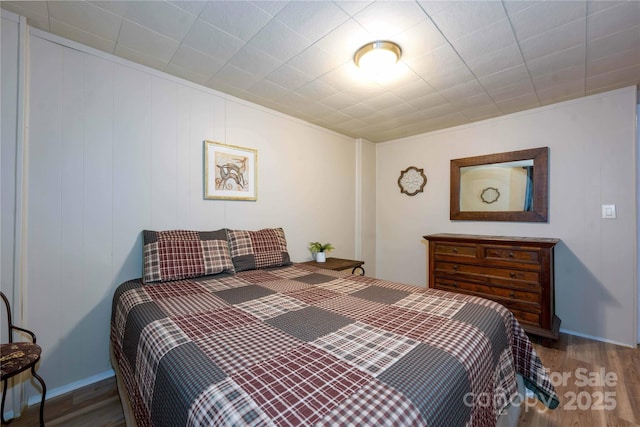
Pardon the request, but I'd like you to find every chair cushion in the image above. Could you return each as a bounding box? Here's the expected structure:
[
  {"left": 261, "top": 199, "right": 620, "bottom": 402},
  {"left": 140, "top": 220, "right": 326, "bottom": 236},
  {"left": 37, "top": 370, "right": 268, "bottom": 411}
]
[{"left": 0, "top": 342, "right": 41, "bottom": 380}]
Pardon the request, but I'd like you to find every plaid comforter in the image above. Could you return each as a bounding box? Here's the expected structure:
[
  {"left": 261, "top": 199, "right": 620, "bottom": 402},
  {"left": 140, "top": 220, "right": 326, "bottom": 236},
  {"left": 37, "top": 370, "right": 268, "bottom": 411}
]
[{"left": 111, "top": 264, "right": 558, "bottom": 427}]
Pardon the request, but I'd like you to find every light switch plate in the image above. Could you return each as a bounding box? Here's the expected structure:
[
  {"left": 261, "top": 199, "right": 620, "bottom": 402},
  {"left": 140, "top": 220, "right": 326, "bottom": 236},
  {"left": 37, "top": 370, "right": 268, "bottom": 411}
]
[{"left": 602, "top": 204, "right": 616, "bottom": 219}]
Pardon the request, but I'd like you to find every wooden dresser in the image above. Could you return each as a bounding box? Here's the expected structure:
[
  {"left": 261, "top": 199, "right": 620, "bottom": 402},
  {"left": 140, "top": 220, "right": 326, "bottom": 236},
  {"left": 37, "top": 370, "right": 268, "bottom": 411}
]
[{"left": 424, "top": 233, "right": 560, "bottom": 343}]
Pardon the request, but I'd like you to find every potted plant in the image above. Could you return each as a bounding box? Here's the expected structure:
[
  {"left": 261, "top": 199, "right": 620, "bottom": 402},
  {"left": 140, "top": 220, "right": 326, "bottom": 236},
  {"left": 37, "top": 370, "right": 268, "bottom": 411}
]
[{"left": 309, "top": 242, "right": 334, "bottom": 263}]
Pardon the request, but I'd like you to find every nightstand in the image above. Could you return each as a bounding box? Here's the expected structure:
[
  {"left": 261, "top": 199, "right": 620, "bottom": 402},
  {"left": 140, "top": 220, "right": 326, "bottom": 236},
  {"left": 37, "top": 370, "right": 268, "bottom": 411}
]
[{"left": 301, "top": 257, "right": 365, "bottom": 275}]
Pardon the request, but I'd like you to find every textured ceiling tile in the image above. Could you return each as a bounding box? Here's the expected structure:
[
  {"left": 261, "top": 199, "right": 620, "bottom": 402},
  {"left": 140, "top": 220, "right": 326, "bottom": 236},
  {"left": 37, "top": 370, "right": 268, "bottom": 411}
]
[
  {"left": 182, "top": 19, "right": 245, "bottom": 62},
  {"left": 118, "top": 19, "right": 180, "bottom": 62},
  {"left": 428, "top": 1, "right": 508, "bottom": 40},
  {"left": 353, "top": 0, "right": 427, "bottom": 38},
  {"left": 464, "top": 44, "right": 523, "bottom": 78},
  {"left": 496, "top": 91, "right": 540, "bottom": 114},
  {"left": 251, "top": 0, "right": 289, "bottom": 16},
  {"left": 531, "top": 64, "right": 586, "bottom": 92},
  {"left": 586, "top": 0, "right": 631, "bottom": 16},
  {"left": 227, "top": 45, "right": 282, "bottom": 79},
  {"left": 199, "top": 1, "right": 272, "bottom": 42},
  {"left": 587, "top": 25, "right": 640, "bottom": 59},
  {"left": 392, "top": 78, "right": 437, "bottom": 102},
  {"left": 586, "top": 65, "right": 640, "bottom": 92},
  {"left": 451, "top": 19, "right": 517, "bottom": 60},
  {"left": 314, "top": 18, "right": 370, "bottom": 62},
  {"left": 209, "top": 64, "right": 259, "bottom": 91},
  {"left": 394, "top": 18, "right": 448, "bottom": 61},
  {"left": 479, "top": 65, "right": 532, "bottom": 89},
  {"left": 90, "top": 1, "right": 128, "bottom": 16},
  {"left": 169, "top": 45, "right": 225, "bottom": 77},
  {"left": 114, "top": 44, "right": 168, "bottom": 71},
  {"left": 123, "top": 1, "right": 197, "bottom": 40},
  {"left": 525, "top": 44, "right": 586, "bottom": 76},
  {"left": 508, "top": 0, "right": 587, "bottom": 41},
  {"left": 334, "top": 0, "right": 373, "bottom": 17},
  {"left": 50, "top": 17, "right": 116, "bottom": 53},
  {"left": 48, "top": 0, "right": 122, "bottom": 40},
  {"left": 341, "top": 102, "right": 379, "bottom": 120},
  {"left": 416, "top": 0, "right": 455, "bottom": 17},
  {"left": 407, "top": 91, "right": 450, "bottom": 110},
  {"left": 319, "top": 91, "right": 360, "bottom": 110},
  {"left": 422, "top": 65, "right": 475, "bottom": 92},
  {"left": 287, "top": 45, "right": 346, "bottom": 80},
  {"left": 264, "top": 64, "right": 312, "bottom": 90},
  {"left": 587, "top": 47, "right": 640, "bottom": 77},
  {"left": 247, "top": 19, "right": 309, "bottom": 63},
  {"left": 536, "top": 80, "right": 585, "bottom": 104},
  {"left": 276, "top": 1, "right": 349, "bottom": 43},
  {"left": 167, "top": 1, "right": 207, "bottom": 16},
  {"left": 587, "top": 1, "right": 640, "bottom": 40},
  {"left": 460, "top": 103, "right": 502, "bottom": 121},
  {"left": 407, "top": 44, "right": 468, "bottom": 79},
  {"left": 295, "top": 79, "right": 336, "bottom": 100},
  {"left": 519, "top": 18, "right": 586, "bottom": 61},
  {"left": 485, "top": 79, "right": 537, "bottom": 103},
  {"left": 246, "top": 79, "right": 290, "bottom": 101},
  {"left": 164, "top": 62, "right": 211, "bottom": 86},
  {"left": 439, "top": 80, "right": 488, "bottom": 101}
]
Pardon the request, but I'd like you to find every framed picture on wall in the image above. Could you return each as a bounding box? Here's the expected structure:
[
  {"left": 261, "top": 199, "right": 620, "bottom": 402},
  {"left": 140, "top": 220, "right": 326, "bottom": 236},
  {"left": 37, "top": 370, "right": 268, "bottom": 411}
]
[{"left": 204, "top": 140, "right": 257, "bottom": 201}]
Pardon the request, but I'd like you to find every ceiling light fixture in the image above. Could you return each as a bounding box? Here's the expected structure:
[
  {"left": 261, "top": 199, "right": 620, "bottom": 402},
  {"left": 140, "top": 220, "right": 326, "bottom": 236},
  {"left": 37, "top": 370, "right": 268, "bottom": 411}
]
[{"left": 354, "top": 40, "right": 402, "bottom": 76}]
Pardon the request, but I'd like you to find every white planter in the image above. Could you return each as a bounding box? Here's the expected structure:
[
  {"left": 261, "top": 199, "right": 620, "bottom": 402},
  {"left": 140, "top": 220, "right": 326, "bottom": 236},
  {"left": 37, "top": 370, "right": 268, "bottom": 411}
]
[{"left": 316, "top": 252, "right": 326, "bottom": 263}]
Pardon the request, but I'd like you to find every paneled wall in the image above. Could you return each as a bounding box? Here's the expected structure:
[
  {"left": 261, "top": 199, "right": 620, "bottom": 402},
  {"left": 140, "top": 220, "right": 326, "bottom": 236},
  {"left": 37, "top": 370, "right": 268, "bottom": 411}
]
[
  {"left": 16, "top": 30, "right": 360, "bottom": 400},
  {"left": 376, "top": 87, "right": 638, "bottom": 347}
]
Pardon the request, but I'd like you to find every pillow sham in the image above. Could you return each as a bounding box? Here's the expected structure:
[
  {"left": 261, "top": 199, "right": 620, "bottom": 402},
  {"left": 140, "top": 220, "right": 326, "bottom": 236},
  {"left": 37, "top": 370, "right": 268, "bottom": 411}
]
[
  {"left": 143, "top": 229, "right": 234, "bottom": 283},
  {"left": 226, "top": 227, "right": 292, "bottom": 272}
]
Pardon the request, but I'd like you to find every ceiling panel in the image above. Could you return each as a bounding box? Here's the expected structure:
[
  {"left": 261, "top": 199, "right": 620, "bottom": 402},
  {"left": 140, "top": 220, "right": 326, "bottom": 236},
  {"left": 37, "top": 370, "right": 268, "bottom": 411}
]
[{"left": 1, "top": 0, "right": 638, "bottom": 143}]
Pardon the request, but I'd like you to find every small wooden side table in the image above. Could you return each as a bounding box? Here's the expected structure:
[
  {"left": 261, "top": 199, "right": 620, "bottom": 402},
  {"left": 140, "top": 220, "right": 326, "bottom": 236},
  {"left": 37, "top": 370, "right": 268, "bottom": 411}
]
[{"left": 301, "top": 257, "right": 365, "bottom": 275}]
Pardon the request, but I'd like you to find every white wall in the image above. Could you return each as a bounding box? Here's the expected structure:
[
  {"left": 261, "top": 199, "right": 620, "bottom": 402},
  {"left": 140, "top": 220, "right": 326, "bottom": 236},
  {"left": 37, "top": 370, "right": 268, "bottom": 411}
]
[
  {"left": 1, "top": 10, "right": 22, "bottom": 418},
  {"left": 5, "top": 27, "right": 367, "bottom": 405},
  {"left": 376, "top": 86, "right": 638, "bottom": 347}
]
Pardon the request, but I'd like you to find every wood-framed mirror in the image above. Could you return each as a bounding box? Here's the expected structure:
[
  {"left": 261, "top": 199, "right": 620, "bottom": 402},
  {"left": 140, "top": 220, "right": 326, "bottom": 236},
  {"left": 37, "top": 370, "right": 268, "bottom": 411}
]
[{"left": 450, "top": 147, "right": 549, "bottom": 222}]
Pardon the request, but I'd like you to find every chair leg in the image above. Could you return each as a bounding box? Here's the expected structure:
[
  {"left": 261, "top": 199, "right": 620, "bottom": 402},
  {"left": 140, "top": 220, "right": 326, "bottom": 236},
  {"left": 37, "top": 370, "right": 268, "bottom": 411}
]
[
  {"left": 1, "top": 379, "right": 10, "bottom": 424},
  {"left": 30, "top": 367, "right": 46, "bottom": 427}
]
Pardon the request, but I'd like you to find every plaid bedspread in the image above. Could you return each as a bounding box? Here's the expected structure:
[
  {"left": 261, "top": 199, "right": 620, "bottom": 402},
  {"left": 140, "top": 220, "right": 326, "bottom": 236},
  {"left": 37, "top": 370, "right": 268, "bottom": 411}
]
[{"left": 111, "top": 264, "right": 558, "bottom": 427}]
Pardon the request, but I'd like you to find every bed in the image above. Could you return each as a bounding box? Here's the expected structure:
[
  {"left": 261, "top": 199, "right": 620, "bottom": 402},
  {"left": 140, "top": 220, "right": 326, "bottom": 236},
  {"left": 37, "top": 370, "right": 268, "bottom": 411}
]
[{"left": 110, "top": 228, "right": 558, "bottom": 427}]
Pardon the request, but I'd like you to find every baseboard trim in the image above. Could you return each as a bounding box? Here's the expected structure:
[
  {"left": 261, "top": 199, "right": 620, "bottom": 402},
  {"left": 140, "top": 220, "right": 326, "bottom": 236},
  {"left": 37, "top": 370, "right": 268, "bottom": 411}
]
[
  {"left": 27, "top": 369, "right": 115, "bottom": 406},
  {"left": 559, "top": 328, "right": 636, "bottom": 348}
]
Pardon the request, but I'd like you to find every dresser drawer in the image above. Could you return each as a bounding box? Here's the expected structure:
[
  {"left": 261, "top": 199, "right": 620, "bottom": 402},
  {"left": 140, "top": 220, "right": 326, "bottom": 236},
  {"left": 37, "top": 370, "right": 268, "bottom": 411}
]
[
  {"left": 434, "top": 261, "right": 539, "bottom": 283},
  {"left": 434, "top": 277, "right": 541, "bottom": 307},
  {"left": 483, "top": 246, "right": 541, "bottom": 264},
  {"left": 433, "top": 243, "right": 477, "bottom": 258}
]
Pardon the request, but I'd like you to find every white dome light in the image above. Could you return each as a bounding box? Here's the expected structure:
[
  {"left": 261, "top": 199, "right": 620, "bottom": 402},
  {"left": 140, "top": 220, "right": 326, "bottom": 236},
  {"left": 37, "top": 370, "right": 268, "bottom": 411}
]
[{"left": 354, "top": 41, "right": 402, "bottom": 79}]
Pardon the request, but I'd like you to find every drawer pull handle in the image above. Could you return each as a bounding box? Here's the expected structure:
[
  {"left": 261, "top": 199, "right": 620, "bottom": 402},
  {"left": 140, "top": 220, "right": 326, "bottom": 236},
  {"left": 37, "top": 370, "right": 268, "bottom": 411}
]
[
  {"left": 509, "top": 272, "right": 516, "bottom": 278},
  {"left": 452, "top": 248, "right": 458, "bottom": 253},
  {"left": 508, "top": 252, "right": 515, "bottom": 258},
  {"left": 452, "top": 282, "right": 458, "bottom": 288},
  {"left": 453, "top": 265, "right": 459, "bottom": 271},
  {"left": 509, "top": 291, "right": 515, "bottom": 298}
]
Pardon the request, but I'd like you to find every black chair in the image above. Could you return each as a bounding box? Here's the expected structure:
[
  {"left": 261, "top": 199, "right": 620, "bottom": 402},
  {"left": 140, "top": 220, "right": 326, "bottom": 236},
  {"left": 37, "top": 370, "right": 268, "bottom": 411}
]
[{"left": 1, "top": 291, "right": 46, "bottom": 426}]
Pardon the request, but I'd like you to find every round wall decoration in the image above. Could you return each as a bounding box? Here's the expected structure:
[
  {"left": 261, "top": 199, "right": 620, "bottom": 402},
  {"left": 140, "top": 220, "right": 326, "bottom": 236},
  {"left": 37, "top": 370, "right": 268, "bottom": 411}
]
[
  {"left": 481, "top": 187, "right": 500, "bottom": 204},
  {"left": 398, "top": 166, "right": 427, "bottom": 196}
]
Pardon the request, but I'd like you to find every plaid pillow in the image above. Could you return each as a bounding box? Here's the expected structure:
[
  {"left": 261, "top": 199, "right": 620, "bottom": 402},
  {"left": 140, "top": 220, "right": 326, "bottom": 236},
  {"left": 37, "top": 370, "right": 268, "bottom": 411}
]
[
  {"left": 226, "top": 228, "right": 292, "bottom": 272},
  {"left": 142, "top": 229, "right": 234, "bottom": 283}
]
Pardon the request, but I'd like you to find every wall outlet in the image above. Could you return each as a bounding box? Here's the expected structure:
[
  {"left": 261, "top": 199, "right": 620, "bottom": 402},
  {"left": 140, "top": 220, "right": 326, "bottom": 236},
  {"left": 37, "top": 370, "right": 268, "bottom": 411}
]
[{"left": 601, "top": 204, "right": 616, "bottom": 219}]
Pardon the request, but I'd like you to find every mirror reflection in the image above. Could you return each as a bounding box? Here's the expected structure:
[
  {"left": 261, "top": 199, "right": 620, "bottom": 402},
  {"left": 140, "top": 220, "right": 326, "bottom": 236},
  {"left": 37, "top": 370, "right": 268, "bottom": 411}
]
[
  {"left": 460, "top": 160, "right": 534, "bottom": 212},
  {"left": 450, "top": 147, "right": 548, "bottom": 222}
]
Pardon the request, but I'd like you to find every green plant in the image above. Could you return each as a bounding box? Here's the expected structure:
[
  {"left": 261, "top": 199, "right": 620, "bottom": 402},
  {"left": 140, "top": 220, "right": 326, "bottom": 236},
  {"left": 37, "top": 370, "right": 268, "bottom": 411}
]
[{"left": 309, "top": 242, "right": 334, "bottom": 253}]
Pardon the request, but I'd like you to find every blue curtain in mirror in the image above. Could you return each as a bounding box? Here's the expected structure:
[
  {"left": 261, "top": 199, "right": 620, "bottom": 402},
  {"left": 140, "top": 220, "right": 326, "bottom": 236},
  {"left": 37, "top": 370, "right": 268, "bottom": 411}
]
[{"left": 523, "top": 166, "right": 533, "bottom": 211}]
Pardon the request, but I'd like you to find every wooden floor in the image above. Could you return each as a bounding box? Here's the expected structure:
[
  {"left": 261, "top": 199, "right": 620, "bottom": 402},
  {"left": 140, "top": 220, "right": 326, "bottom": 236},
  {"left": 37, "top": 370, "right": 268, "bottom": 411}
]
[{"left": 4, "top": 333, "right": 639, "bottom": 427}]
